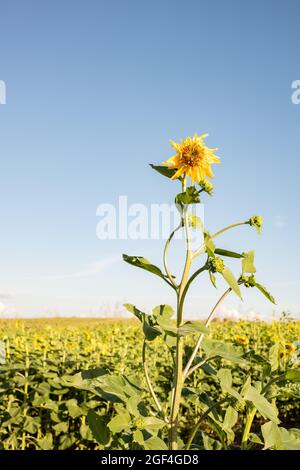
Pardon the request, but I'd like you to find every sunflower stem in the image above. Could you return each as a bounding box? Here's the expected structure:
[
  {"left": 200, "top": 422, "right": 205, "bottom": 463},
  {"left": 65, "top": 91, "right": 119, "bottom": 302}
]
[{"left": 169, "top": 176, "right": 192, "bottom": 450}]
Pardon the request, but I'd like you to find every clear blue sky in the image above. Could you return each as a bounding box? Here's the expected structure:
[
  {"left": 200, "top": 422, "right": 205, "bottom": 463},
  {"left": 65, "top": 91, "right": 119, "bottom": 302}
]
[{"left": 0, "top": 0, "right": 299, "bottom": 318}]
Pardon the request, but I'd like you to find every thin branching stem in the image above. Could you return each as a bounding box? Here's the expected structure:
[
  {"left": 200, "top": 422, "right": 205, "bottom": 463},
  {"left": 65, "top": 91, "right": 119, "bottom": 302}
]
[
  {"left": 142, "top": 341, "right": 168, "bottom": 423},
  {"left": 193, "top": 221, "right": 248, "bottom": 259},
  {"left": 163, "top": 222, "right": 183, "bottom": 290},
  {"left": 183, "top": 289, "right": 231, "bottom": 380}
]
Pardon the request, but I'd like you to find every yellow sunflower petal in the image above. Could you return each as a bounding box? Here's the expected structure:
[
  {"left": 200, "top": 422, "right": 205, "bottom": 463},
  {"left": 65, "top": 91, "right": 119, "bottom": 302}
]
[{"left": 171, "top": 167, "right": 185, "bottom": 180}]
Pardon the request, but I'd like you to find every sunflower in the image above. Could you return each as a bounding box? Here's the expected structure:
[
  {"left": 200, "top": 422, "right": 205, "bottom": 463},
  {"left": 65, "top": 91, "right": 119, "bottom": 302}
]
[
  {"left": 285, "top": 343, "right": 296, "bottom": 354},
  {"left": 235, "top": 335, "right": 249, "bottom": 346},
  {"left": 163, "top": 133, "right": 220, "bottom": 183}
]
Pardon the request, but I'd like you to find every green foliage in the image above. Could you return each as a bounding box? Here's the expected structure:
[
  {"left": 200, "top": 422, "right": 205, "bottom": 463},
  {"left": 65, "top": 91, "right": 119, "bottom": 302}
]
[
  {"left": 214, "top": 248, "right": 244, "bottom": 259},
  {"left": 149, "top": 164, "right": 178, "bottom": 179},
  {"left": 87, "top": 410, "right": 110, "bottom": 445},
  {"left": 221, "top": 267, "right": 242, "bottom": 299},
  {"left": 0, "top": 318, "right": 299, "bottom": 450},
  {"left": 255, "top": 283, "right": 276, "bottom": 304},
  {"left": 242, "top": 250, "right": 256, "bottom": 274},
  {"left": 175, "top": 186, "right": 201, "bottom": 207},
  {"left": 261, "top": 422, "right": 300, "bottom": 450},
  {"left": 0, "top": 340, "right": 5, "bottom": 365},
  {"left": 122, "top": 255, "right": 166, "bottom": 281}
]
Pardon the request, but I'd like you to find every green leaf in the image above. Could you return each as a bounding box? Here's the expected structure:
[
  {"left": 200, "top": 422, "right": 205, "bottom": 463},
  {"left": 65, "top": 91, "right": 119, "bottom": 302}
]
[
  {"left": 143, "top": 318, "right": 161, "bottom": 341},
  {"left": 201, "top": 432, "right": 223, "bottom": 450},
  {"left": 279, "top": 428, "right": 300, "bottom": 450},
  {"left": 209, "top": 270, "right": 217, "bottom": 288},
  {"left": 244, "top": 385, "right": 280, "bottom": 423},
  {"left": 221, "top": 267, "right": 242, "bottom": 298},
  {"left": 108, "top": 410, "right": 132, "bottom": 433},
  {"left": 98, "top": 375, "right": 128, "bottom": 401},
  {"left": 124, "top": 375, "right": 146, "bottom": 395},
  {"left": 126, "top": 396, "right": 142, "bottom": 417},
  {"left": 155, "top": 317, "right": 177, "bottom": 336},
  {"left": 65, "top": 398, "right": 83, "bottom": 418},
  {"left": 80, "top": 422, "right": 94, "bottom": 441},
  {"left": 123, "top": 304, "right": 145, "bottom": 322},
  {"left": 123, "top": 254, "right": 166, "bottom": 280},
  {"left": 222, "top": 406, "right": 238, "bottom": 444},
  {"left": 124, "top": 305, "right": 161, "bottom": 341},
  {"left": 262, "top": 422, "right": 300, "bottom": 450},
  {"left": 152, "top": 304, "right": 174, "bottom": 320},
  {"left": 200, "top": 362, "right": 218, "bottom": 376},
  {"left": 177, "top": 321, "right": 209, "bottom": 336},
  {"left": 87, "top": 410, "right": 110, "bottom": 445},
  {"left": 93, "top": 374, "right": 143, "bottom": 403},
  {"left": 133, "top": 429, "right": 145, "bottom": 446},
  {"left": 23, "top": 416, "right": 40, "bottom": 434},
  {"left": 202, "top": 338, "right": 246, "bottom": 364},
  {"left": 248, "top": 433, "right": 263, "bottom": 445},
  {"left": 58, "top": 434, "right": 76, "bottom": 450},
  {"left": 81, "top": 368, "right": 108, "bottom": 380},
  {"left": 98, "top": 374, "right": 143, "bottom": 402},
  {"left": 255, "top": 282, "right": 276, "bottom": 304},
  {"left": 242, "top": 250, "right": 256, "bottom": 274},
  {"left": 149, "top": 164, "right": 177, "bottom": 179},
  {"left": 268, "top": 344, "right": 279, "bottom": 371},
  {"left": 175, "top": 186, "right": 200, "bottom": 206},
  {"left": 53, "top": 422, "right": 69, "bottom": 435},
  {"left": 285, "top": 369, "right": 300, "bottom": 382},
  {"left": 198, "top": 393, "right": 219, "bottom": 420},
  {"left": 143, "top": 436, "right": 168, "bottom": 450},
  {"left": 142, "top": 416, "right": 166, "bottom": 432},
  {"left": 222, "top": 406, "right": 238, "bottom": 431},
  {"left": 215, "top": 248, "right": 244, "bottom": 259},
  {"left": 38, "top": 433, "right": 53, "bottom": 450},
  {"left": 164, "top": 334, "right": 177, "bottom": 348},
  {"left": 217, "top": 369, "right": 244, "bottom": 402},
  {"left": 156, "top": 318, "right": 208, "bottom": 337}
]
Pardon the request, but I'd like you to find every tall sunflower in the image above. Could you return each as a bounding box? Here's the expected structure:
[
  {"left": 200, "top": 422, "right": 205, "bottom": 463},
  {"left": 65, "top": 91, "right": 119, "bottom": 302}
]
[{"left": 163, "top": 133, "right": 220, "bottom": 183}]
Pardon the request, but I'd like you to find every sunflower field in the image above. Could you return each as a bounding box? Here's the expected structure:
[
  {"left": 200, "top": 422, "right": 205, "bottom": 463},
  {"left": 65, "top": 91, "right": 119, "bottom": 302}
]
[{"left": 0, "top": 316, "right": 299, "bottom": 450}]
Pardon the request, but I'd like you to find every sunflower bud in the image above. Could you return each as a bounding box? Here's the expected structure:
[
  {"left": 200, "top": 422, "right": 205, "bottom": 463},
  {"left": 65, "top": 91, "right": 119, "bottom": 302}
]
[
  {"left": 133, "top": 417, "right": 145, "bottom": 429},
  {"left": 209, "top": 256, "right": 224, "bottom": 273},
  {"left": 199, "top": 179, "right": 214, "bottom": 195},
  {"left": 233, "top": 400, "right": 245, "bottom": 413},
  {"left": 239, "top": 274, "right": 256, "bottom": 287},
  {"left": 249, "top": 215, "right": 263, "bottom": 234}
]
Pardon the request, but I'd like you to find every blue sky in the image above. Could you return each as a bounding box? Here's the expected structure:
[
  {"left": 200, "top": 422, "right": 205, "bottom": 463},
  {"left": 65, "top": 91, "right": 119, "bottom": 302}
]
[{"left": 0, "top": 0, "right": 300, "bottom": 318}]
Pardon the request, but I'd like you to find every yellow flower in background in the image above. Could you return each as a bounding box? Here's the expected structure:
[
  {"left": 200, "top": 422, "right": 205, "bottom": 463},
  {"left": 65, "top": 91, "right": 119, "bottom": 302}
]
[
  {"left": 235, "top": 335, "right": 249, "bottom": 346},
  {"left": 285, "top": 343, "right": 296, "bottom": 354},
  {"left": 163, "top": 133, "right": 220, "bottom": 182}
]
